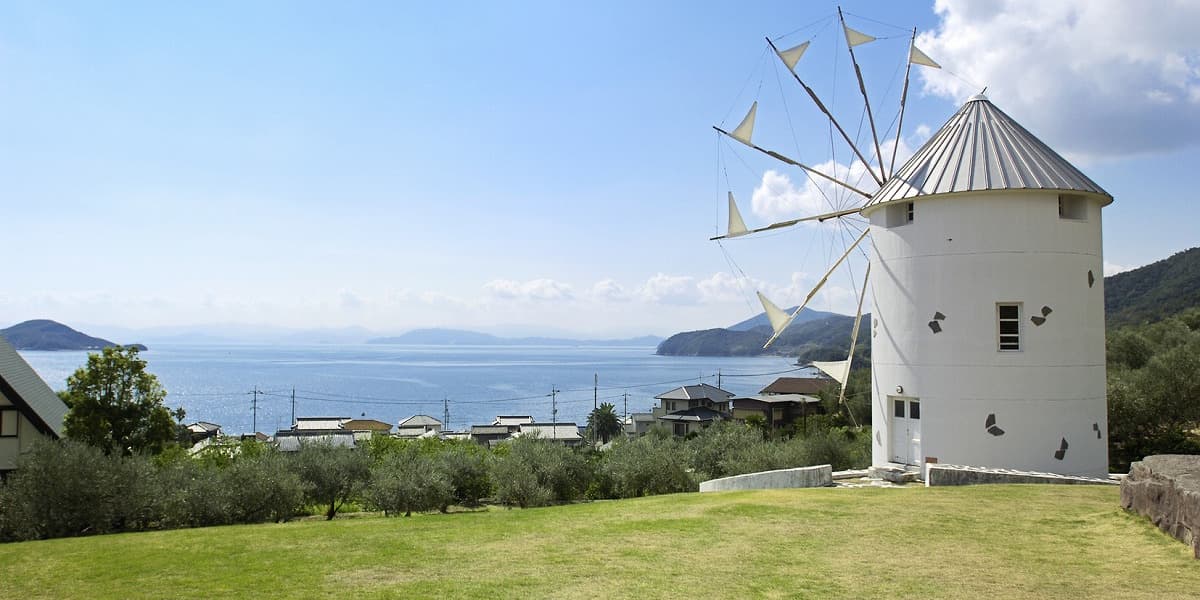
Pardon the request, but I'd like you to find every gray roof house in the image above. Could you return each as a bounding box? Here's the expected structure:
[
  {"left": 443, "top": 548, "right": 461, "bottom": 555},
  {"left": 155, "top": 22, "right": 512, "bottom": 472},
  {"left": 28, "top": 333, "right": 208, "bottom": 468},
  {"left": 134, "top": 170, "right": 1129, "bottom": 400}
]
[{"left": 0, "top": 336, "right": 70, "bottom": 472}]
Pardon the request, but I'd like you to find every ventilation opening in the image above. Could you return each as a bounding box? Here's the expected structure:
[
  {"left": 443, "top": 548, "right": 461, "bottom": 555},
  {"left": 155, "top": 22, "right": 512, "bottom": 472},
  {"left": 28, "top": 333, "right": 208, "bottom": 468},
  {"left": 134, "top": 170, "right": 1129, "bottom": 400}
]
[
  {"left": 886, "top": 202, "right": 914, "bottom": 227},
  {"left": 1058, "top": 194, "right": 1087, "bottom": 220}
]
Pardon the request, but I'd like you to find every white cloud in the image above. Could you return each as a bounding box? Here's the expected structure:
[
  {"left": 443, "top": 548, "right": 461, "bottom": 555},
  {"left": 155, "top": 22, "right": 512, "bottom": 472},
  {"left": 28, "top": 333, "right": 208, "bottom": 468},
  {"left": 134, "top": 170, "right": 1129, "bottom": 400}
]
[
  {"left": 589, "top": 279, "right": 630, "bottom": 302},
  {"left": 338, "top": 289, "right": 364, "bottom": 310},
  {"left": 1103, "top": 261, "right": 1130, "bottom": 276},
  {"left": 918, "top": 0, "right": 1200, "bottom": 159},
  {"left": 638, "top": 273, "right": 697, "bottom": 305},
  {"left": 483, "top": 278, "right": 574, "bottom": 302}
]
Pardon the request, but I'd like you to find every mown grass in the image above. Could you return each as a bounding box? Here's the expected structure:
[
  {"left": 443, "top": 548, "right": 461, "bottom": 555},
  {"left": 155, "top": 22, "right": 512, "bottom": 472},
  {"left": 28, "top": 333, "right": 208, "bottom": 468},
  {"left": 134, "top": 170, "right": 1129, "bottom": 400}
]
[{"left": 0, "top": 485, "right": 1194, "bottom": 599}]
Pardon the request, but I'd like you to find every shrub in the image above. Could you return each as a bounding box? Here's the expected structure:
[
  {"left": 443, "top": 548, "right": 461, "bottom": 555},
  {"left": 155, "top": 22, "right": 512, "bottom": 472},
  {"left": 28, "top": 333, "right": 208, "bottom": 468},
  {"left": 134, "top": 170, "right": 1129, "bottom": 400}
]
[
  {"left": 365, "top": 446, "right": 453, "bottom": 517},
  {"left": 493, "top": 437, "right": 589, "bottom": 508},
  {"left": 0, "top": 440, "right": 157, "bottom": 541},
  {"left": 605, "top": 433, "right": 695, "bottom": 498},
  {"left": 289, "top": 442, "right": 372, "bottom": 520},
  {"left": 687, "top": 422, "right": 767, "bottom": 480},
  {"left": 801, "top": 427, "right": 870, "bottom": 471},
  {"left": 437, "top": 441, "right": 492, "bottom": 508}
]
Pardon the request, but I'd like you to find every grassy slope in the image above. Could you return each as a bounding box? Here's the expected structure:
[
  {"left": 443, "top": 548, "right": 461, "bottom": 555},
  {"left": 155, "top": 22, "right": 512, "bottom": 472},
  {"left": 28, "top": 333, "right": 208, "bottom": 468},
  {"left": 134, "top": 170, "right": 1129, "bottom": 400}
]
[{"left": 1, "top": 485, "right": 1195, "bottom": 599}]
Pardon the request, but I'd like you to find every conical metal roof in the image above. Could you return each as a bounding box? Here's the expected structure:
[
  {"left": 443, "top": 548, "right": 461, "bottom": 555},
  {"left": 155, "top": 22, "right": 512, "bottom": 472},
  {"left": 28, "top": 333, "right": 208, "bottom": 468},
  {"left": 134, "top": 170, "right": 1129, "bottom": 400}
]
[{"left": 869, "top": 95, "right": 1112, "bottom": 207}]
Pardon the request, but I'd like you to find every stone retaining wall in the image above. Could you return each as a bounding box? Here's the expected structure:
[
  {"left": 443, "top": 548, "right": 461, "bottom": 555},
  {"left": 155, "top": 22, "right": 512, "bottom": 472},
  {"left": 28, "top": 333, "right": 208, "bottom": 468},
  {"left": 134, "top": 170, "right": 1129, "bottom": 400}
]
[
  {"left": 926, "top": 464, "right": 1116, "bottom": 487},
  {"left": 1120, "top": 454, "right": 1200, "bottom": 558},
  {"left": 699, "top": 464, "right": 832, "bottom": 492}
]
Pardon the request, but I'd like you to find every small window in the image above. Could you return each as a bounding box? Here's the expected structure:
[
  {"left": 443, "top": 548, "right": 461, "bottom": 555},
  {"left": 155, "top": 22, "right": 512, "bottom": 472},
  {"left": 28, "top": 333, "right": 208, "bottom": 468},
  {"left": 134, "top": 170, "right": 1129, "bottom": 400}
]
[
  {"left": 909, "top": 401, "right": 920, "bottom": 420},
  {"left": 1058, "top": 194, "right": 1087, "bottom": 220},
  {"left": 0, "top": 409, "right": 17, "bottom": 437},
  {"left": 998, "top": 303, "right": 1022, "bottom": 351},
  {"left": 886, "top": 202, "right": 914, "bottom": 227},
  {"left": 673, "top": 423, "right": 686, "bottom": 437},
  {"left": 893, "top": 399, "right": 905, "bottom": 418}
]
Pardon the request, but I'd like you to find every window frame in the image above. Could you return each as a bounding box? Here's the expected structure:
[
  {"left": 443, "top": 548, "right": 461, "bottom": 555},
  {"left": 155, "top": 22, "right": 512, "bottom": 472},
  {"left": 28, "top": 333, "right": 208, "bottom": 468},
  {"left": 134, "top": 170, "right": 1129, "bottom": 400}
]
[
  {"left": 0, "top": 408, "right": 19, "bottom": 438},
  {"left": 997, "top": 302, "right": 1023, "bottom": 352},
  {"left": 1058, "top": 194, "right": 1088, "bottom": 221}
]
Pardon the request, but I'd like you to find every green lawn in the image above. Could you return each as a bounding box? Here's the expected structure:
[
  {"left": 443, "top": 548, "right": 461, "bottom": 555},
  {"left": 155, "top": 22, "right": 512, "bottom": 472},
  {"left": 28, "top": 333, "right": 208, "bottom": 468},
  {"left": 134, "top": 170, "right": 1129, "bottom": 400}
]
[{"left": 0, "top": 485, "right": 1194, "bottom": 599}]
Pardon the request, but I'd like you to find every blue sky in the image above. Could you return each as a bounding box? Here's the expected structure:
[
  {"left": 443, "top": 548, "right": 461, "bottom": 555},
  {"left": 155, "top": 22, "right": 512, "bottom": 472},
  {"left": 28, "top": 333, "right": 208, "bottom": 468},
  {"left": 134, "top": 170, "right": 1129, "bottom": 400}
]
[{"left": 1, "top": 0, "right": 1197, "bottom": 339}]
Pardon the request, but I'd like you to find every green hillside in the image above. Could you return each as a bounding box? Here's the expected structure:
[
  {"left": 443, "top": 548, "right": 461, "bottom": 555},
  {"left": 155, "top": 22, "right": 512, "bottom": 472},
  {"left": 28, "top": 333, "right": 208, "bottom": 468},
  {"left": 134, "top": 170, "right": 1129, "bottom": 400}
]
[
  {"left": 1105, "top": 247, "right": 1200, "bottom": 326},
  {"left": 0, "top": 319, "right": 143, "bottom": 351},
  {"left": 0, "top": 485, "right": 1192, "bottom": 599}
]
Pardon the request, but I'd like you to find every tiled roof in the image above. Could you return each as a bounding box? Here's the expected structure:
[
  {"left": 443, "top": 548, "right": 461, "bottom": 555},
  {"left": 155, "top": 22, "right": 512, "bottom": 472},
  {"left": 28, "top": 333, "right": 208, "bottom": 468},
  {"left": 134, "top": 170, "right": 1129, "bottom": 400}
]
[
  {"left": 655, "top": 383, "right": 735, "bottom": 401},
  {"left": 760, "top": 377, "right": 834, "bottom": 395}
]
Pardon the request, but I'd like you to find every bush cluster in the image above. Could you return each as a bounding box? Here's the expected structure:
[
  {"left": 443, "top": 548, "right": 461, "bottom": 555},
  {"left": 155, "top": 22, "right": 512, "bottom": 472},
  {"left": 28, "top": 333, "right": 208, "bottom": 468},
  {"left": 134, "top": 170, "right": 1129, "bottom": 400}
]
[{"left": 0, "top": 421, "right": 870, "bottom": 542}]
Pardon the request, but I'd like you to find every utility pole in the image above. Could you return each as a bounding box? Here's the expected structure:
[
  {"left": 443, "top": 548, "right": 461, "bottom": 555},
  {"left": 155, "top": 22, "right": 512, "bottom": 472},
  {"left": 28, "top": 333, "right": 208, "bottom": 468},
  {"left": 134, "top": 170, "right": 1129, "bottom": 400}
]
[
  {"left": 443, "top": 397, "right": 450, "bottom": 430},
  {"left": 551, "top": 386, "right": 559, "bottom": 431},
  {"left": 717, "top": 369, "right": 722, "bottom": 389},
  {"left": 623, "top": 391, "right": 628, "bottom": 422},
  {"left": 290, "top": 387, "right": 296, "bottom": 428},
  {"left": 251, "top": 386, "right": 259, "bottom": 434}
]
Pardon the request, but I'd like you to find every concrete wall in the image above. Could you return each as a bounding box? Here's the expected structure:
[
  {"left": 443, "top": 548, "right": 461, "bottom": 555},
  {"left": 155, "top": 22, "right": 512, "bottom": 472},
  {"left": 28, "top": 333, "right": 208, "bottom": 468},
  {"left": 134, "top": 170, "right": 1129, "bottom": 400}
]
[
  {"left": 699, "top": 464, "right": 832, "bottom": 492},
  {"left": 865, "top": 191, "right": 1109, "bottom": 477},
  {"left": 926, "top": 464, "right": 1115, "bottom": 486}
]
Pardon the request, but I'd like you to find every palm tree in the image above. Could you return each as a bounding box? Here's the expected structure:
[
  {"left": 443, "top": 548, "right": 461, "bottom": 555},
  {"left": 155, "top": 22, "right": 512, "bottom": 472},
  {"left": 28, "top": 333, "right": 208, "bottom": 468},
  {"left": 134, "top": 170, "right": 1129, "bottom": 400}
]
[{"left": 587, "top": 402, "right": 624, "bottom": 444}]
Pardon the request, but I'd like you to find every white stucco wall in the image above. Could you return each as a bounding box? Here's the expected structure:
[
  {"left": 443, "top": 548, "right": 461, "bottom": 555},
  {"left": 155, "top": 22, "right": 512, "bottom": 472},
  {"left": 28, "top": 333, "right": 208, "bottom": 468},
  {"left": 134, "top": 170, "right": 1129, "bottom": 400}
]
[{"left": 864, "top": 190, "right": 1109, "bottom": 477}]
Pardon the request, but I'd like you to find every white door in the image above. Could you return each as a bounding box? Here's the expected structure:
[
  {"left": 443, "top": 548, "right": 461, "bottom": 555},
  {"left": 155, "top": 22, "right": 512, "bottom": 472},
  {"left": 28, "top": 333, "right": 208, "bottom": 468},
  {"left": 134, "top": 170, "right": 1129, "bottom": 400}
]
[{"left": 890, "top": 397, "right": 922, "bottom": 465}]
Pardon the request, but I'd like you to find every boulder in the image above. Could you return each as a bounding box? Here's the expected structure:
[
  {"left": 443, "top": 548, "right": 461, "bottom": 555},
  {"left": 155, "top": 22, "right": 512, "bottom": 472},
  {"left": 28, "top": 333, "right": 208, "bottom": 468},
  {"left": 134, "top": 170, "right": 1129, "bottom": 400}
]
[{"left": 1120, "top": 454, "right": 1200, "bottom": 558}]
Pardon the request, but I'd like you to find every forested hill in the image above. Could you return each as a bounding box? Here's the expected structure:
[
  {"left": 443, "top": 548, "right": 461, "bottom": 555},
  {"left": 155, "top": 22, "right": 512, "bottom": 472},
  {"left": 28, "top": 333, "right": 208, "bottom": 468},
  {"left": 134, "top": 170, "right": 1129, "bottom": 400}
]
[
  {"left": 655, "top": 314, "right": 871, "bottom": 364},
  {"left": 1105, "top": 247, "right": 1200, "bottom": 327},
  {"left": 0, "top": 319, "right": 146, "bottom": 351}
]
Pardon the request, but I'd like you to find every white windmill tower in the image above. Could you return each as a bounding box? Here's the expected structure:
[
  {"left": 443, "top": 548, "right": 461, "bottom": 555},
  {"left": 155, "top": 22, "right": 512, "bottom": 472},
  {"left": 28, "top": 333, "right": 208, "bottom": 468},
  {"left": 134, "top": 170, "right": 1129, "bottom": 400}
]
[{"left": 711, "top": 10, "right": 1110, "bottom": 477}]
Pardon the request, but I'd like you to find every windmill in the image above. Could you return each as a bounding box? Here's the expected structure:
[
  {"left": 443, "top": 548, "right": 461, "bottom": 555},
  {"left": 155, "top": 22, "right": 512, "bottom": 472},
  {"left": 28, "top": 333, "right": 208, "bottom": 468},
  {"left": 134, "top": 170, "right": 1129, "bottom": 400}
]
[{"left": 710, "top": 8, "right": 1111, "bottom": 477}]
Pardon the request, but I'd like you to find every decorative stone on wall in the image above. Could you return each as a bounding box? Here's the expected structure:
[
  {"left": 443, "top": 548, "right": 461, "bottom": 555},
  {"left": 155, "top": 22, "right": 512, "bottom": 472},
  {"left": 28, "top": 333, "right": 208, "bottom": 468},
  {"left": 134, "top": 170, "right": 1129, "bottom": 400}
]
[
  {"left": 928, "top": 311, "right": 945, "bottom": 334},
  {"left": 985, "top": 413, "right": 1005, "bottom": 436},
  {"left": 1120, "top": 454, "right": 1200, "bottom": 559},
  {"left": 1054, "top": 437, "right": 1069, "bottom": 460},
  {"left": 1088, "top": 270, "right": 1095, "bottom": 288}
]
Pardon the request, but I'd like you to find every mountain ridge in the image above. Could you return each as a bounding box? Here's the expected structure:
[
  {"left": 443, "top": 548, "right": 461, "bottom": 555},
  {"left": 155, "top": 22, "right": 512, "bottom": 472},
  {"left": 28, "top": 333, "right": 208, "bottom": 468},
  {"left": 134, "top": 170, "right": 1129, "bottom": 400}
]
[{"left": 0, "top": 319, "right": 147, "bottom": 351}]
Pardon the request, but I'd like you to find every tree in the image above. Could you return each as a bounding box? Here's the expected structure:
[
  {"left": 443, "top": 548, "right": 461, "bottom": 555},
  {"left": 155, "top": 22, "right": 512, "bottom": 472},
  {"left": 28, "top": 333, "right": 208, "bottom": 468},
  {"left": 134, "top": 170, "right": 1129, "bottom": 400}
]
[
  {"left": 62, "top": 346, "right": 180, "bottom": 455},
  {"left": 290, "top": 441, "right": 372, "bottom": 520},
  {"left": 586, "top": 402, "right": 624, "bottom": 444}
]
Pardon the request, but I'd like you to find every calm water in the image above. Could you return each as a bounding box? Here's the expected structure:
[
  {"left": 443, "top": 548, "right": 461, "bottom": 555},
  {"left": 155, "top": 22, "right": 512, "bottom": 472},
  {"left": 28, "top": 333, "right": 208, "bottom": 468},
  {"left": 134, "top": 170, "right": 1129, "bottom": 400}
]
[{"left": 20, "top": 344, "right": 805, "bottom": 435}]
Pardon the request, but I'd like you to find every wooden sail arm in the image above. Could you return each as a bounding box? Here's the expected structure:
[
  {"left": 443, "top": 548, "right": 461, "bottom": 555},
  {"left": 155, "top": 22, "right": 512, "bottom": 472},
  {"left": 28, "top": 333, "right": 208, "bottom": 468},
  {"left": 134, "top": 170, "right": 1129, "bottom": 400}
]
[
  {"left": 763, "top": 228, "right": 870, "bottom": 349},
  {"left": 890, "top": 28, "right": 917, "bottom": 177},
  {"left": 764, "top": 37, "right": 885, "bottom": 188},
  {"left": 839, "top": 7, "right": 887, "bottom": 184},
  {"left": 709, "top": 206, "right": 863, "bottom": 241},
  {"left": 713, "top": 126, "right": 872, "bottom": 199},
  {"left": 838, "top": 262, "right": 871, "bottom": 419}
]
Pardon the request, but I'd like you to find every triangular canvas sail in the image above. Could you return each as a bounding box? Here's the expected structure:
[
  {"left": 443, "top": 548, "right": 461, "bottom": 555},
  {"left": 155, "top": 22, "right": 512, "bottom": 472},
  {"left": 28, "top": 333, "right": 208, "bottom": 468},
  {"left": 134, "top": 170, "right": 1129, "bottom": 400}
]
[
  {"left": 730, "top": 101, "right": 757, "bottom": 146},
  {"left": 909, "top": 45, "right": 941, "bottom": 68},
  {"left": 775, "top": 41, "right": 809, "bottom": 71},
  {"left": 726, "top": 192, "right": 749, "bottom": 238},
  {"left": 810, "top": 361, "right": 850, "bottom": 386},
  {"left": 756, "top": 291, "right": 791, "bottom": 336},
  {"left": 843, "top": 25, "right": 875, "bottom": 47}
]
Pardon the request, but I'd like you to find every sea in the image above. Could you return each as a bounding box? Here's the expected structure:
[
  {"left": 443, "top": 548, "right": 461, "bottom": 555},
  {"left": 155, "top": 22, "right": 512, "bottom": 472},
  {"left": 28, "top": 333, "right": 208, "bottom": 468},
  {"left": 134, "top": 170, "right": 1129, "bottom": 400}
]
[{"left": 19, "top": 344, "right": 809, "bottom": 435}]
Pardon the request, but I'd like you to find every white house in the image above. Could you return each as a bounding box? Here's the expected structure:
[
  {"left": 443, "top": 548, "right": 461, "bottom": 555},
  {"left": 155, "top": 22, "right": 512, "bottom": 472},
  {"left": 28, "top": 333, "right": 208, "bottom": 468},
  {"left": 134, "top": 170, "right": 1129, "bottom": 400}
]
[
  {"left": 863, "top": 95, "right": 1110, "bottom": 477},
  {"left": 0, "top": 337, "right": 69, "bottom": 473}
]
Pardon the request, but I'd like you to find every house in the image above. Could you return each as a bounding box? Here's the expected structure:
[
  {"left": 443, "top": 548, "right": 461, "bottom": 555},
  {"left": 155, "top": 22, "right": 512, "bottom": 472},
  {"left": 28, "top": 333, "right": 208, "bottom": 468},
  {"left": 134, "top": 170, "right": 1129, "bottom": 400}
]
[
  {"left": 716, "top": 394, "right": 823, "bottom": 432},
  {"left": 396, "top": 415, "right": 442, "bottom": 439},
  {"left": 343, "top": 418, "right": 393, "bottom": 434},
  {"left": 0, "top": 336, "right": 69, "bottom": 473},
  {"left": 513, "top": 422, "right": 584, "bottom": 447},
  {"left": 759, "top": 377, "right": 835, "bottom": 396},
  {"left": 186, "top": 421, "right": 223, "bottom": 445},
  {"left": 275, "top": 431, "right": 357, "bottom": 452},
  {"left": 865, "top": 94, "right": 1111, "bottom": 476},
  {"left": 653, "top": 383, "right": 734, "bottom": 415},
  {"left": 493, "top": 415, "right": 534, "bottom": 429},
  {"left": 624, "top": 412, "right": 657, "bottom": 437},
  {"left": 293, "top": 416, "right": 349, "bottom": 431},
  {"left": 657, "top": 407, "right": 728, "bottom": 437},
  {"left": 470, "top": 425, "right": 512, "bottom": 447}
]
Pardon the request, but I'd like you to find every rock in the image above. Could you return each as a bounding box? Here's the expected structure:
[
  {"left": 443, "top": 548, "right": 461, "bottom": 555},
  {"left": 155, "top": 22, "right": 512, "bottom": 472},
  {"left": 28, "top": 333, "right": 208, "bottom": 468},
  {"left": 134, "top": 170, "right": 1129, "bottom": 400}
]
[
  {"left": 1120, "top": 454, "right": 1200, "bottom": 558},
  {"left": 868, "top": 465, "right": 920, "bottom": 484}
]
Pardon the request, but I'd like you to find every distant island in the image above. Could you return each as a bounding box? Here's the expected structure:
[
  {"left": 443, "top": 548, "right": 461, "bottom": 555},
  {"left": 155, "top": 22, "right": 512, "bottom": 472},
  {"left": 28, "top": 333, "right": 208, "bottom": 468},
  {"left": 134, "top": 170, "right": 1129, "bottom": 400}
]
[
  {"left": 368, "top": 328, "right": 661, "bottom": 347},
  {"left": 0, "top": 319, "right": 147, "bottom": 352},
  {"left": 656, "top": 307, "right": 871, "bottom": 363}
]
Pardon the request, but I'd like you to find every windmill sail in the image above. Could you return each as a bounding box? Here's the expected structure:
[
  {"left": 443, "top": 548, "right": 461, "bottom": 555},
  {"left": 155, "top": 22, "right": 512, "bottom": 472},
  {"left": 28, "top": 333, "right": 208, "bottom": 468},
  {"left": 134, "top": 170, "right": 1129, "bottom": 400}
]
[
  {"left": 763, "top": 229, "right": 870, "bottom": 348},
  {"left": 756, "top": 292, "right": 792, "bottom": 335},
  {"left": 775, "top": 41, "right": 810, "bottom": 71},
  {"left": 709, "top": 206, "right": 863, "bottom": 241},
  {"left": 909, "top": 45, "right": 941, "bottom": 68},
  {"left": 726, "top": 192, "right": 749, "bottom": 238},
  {"left": 843, "top": 25, "right": 875, "bottom": 47},
  {"left": 729, "top": 102, "right": 757, "bottom": 146},
  {"left": 810, "top": 361, "right": 850, "bottom": 385}
]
